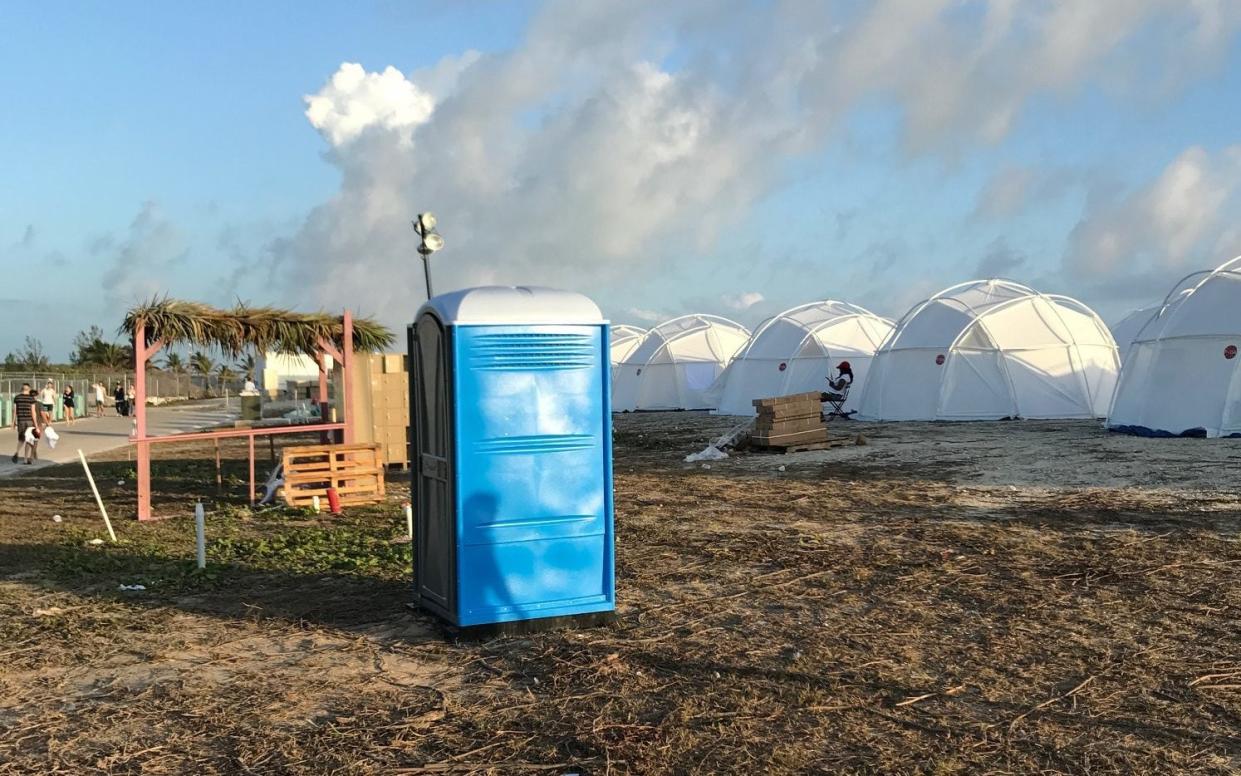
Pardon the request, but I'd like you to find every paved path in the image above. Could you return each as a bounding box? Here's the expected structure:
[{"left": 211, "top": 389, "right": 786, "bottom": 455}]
[{"left": 0, "top": 399, "right": 239, "bottom": 477}]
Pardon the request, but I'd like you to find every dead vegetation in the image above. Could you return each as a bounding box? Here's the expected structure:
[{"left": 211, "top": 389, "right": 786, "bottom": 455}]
[{"left": 1, "top": 417, "right": 1239, "bottom": 773}]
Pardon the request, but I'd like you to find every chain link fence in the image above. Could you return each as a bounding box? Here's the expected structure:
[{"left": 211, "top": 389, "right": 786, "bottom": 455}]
[{"left": 0, "top": 371, "right": 244, "bottom": 427}]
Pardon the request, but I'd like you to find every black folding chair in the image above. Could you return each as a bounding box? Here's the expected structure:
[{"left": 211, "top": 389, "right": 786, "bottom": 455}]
[{"left": 821, "top": 382, "right": 853, "bottom": 420}]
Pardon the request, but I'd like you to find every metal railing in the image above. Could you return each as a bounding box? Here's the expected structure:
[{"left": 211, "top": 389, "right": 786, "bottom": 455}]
[{"left": 0, "top": 371, "right": 251, "bottom": 427}]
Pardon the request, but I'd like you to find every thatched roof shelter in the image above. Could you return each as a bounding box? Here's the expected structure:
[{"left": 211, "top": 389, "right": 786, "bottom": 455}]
[{"left": 121, "top": 298, "right": 394, "bottom": 356}]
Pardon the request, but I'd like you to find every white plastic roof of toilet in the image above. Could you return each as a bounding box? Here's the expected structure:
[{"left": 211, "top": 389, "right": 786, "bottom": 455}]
[{"left": 419, "top": 286, "right": 606, "bottom": 325}]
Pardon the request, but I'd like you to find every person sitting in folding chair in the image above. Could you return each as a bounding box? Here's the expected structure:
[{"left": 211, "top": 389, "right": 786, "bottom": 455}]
[{"left": 821, "top": 360, "right": 854, "bottom": 419}]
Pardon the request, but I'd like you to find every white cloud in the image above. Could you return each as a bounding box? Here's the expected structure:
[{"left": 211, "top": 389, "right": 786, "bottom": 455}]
[
  {"left": 305, "top": 63, "right": 434, "bottom": 147},
  {"left": 975, "top": 238, "right": 1027, "bottom": 278},
  {"left": 99, "top": 201, "right": 189, "bottom": 308},
  {"left": 1065, "top": 145, "right": 1241, "bottom": 282},
  {"left": 269, "top": 1, "right": 1241, "bottom": 328},
  {"left": 721, "top": 291, "right": 764, "bottom": 311},
  {"left": 624, "top": 307, "right": 664, "bottom": 323}
]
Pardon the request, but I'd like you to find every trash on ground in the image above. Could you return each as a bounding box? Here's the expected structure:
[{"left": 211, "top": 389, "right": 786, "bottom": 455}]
[
  {"left": 51, "top": 514, "right": 62, "bottom": 522},
  {"left": 86, "top": 538, "right": 105, "bottom": 546},
  {"left": 118, "top": 584, "right": 147, "bottom": 591},
  {"left": 685, "top": 445, "right": 728, "bottom": 462}
]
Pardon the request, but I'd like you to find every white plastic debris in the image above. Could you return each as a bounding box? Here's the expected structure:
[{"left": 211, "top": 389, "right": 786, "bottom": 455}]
[
  {"left": 701, "top": 463, "right": 711, "bottom": 469},
  {"left": 117, "top": 480, "right": 125, "bottom": 487},
  {"left": 51, "top": 514, "right": 63, "bottom": 523},
  {"left": 118, "top": 584, "right": 146, "bottom": 592},
  {"left": 777, "top": 465, "right": 786, "bottom": 472},
  {"left": 86, "top": 538, "right": 105, "bottom": 546},
  {"left": 685, "top": 445, "right": 728, "bottom": 463}
]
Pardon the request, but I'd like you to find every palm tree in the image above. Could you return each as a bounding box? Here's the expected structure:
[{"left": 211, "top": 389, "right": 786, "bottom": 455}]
[
  {"left": 163, "top": 352, "right": 189, "bottom": 397},
  {"left": 217, "top": 364, "right": 237, "bottom": 393},
  {"left": 190, "top": 351, "right": 216, "bottom": 396},
  {"left": 234, "top": 352, "right": 257, "bottom": 381},
  {"left": 95, "top": 343, "right": 133, "bottom": 371}
]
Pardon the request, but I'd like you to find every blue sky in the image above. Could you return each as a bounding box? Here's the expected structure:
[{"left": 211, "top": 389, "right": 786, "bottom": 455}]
[{"left": 4, "top": 1, "right": 1241, "bottom": 360}]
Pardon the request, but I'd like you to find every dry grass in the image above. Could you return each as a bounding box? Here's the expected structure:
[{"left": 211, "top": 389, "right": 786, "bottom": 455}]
[
  {"left": 0, "top": 417, "right": 1239, "bottom": 774},
  {"left": 121, "top": 296, "right": 394, "bottom": 356}
]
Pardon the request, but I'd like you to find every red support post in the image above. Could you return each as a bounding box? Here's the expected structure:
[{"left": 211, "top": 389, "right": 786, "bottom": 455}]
[
  {"left": 248, "top": 434, "right": 256, "bottom": 506},
  {"left": 317, "top": 355, "right": 329, "bottom": 415},
  {"left": 342, "top": 310, "right": 354, "bottom": 444},
  {"left": 135, "top": 321, "right": 152, "bottom": 521},
  {"left": 133, "top": 321, "right": 164, "bottom": 521}
]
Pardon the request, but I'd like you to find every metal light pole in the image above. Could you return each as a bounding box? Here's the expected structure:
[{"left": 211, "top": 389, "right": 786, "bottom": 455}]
[{"left": 412, "top": 213, "right": 445, "bottom": 300}]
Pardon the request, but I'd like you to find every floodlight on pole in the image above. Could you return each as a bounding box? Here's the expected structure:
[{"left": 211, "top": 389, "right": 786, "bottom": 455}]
[{"left": 412, "top": 213, "right": 444, "bottom": 299}]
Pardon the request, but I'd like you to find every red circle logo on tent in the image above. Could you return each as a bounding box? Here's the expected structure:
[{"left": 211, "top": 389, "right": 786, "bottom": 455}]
[
  {"left": 778, "top": 362, "right": 787, "bottom": 371},
  {"left": 1226, "top": 345, "right": 1237, "bottom": 360},
  {"left": 935, "top": 354, "right": 945, "bottom": 366}
]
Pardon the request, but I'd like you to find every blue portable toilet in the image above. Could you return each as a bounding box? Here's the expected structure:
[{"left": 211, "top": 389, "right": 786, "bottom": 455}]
[{"left": 409, "top": 286, "right": 616, "bottom": 629}]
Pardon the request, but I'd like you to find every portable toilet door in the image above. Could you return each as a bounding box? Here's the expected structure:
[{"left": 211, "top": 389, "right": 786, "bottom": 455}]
[
  {"left": 410, "top": 314, "right": 457, "bottom": 616},
  {"left": 410, "top": 286, "right": 616, "bottom": 629}
]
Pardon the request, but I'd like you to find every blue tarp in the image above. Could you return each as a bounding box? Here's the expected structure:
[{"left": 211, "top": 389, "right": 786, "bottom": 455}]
[{"left": 1108, "top": 424, "right": 1215, "bottom": 438}]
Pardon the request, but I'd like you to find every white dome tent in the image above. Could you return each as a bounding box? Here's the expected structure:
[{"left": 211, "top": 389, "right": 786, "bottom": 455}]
[
  {"left": 609, "top": 325, "right": 645, "bottom": 373},
  {"left": 1108, "top": 256, "right": 1241, "bottom": 438},
  {"left": 612, "top": 315, "right": 751, "bottom": 411},
  {"left": 1110, "top": 290, "right": 1192, "bottom": 363},
  {"left": 711, "top": 300, "right": 895, "bottom": 416},
  {"left": 859, "top": 279, "right": 1119, "bottom": 421},
  {"left": 1110, "top": 305, "right": 1161, "bottom": 363}
]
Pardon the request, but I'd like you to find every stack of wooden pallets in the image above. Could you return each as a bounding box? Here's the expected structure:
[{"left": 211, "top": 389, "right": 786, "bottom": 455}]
[
  {"left": 751, "top": 391, "right": 831, "bottom": 453},
  {"left": 280, "top": 443, "right": 386, "bottom": 508}
]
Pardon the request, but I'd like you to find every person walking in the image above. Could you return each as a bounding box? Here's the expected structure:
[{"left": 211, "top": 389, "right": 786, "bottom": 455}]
[
  {"left": 39, "top": 379, "right": 56, "bottom": 420},
  {"left": 114, "top": 382, "right": 127, "bottom": 417},
  {"left": 62, "top": 383, "right": 76, "bottom": 423},
  {"left": 93, "top": 381, "right": 106, "bottom": 417},
  {"left": 12, "top": 384, "right": 42, "bottom": 465}
]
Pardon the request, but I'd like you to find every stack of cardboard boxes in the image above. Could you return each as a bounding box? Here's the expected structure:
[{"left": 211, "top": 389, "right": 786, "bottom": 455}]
[{"left": 349, "top": 353, "right": 410, "bottom": 468}]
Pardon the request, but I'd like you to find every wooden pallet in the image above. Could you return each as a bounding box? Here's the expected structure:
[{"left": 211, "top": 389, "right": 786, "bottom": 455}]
[
  {"left": 281, "top": 443, "right": 386, "bottom": 508},
  {"left": 754, "top": 437, "right": 849, "bottom": 454}
]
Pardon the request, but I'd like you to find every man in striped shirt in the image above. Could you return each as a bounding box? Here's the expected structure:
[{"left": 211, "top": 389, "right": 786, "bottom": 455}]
[{"left": 12, "top": 383, "right": 42, "bottom": 465}]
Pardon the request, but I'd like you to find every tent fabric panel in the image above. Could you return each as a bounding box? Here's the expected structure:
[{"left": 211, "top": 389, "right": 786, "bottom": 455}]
[
  {"left": 813, "top": 316, "right": 893, "bottom": 354},
  {"left": 1160, "top": 272, "right": 1241, "bottom": 339},
  {"left": 1074, "top": 343, "right": 1121, "bottom": 417},
  {"left": 888, "top": 300, "right": 975, "bottom": 350},
  {"left": 712, "top": 359, "right": 783, "bottom": 415},
  {"left": 1001, "top": 348, "right": 1094, "bottom": 419},
  {"left": 633, "top": 362, "right": 687, "bottom": 411},
  {"left": 610, "top": 364, "right": 642, "bottom": 412},
  {"left": 937, "top": 350, "right": 1014, "bottom": 419},
  {"left": 609, "top": 336, "right": 642, "bottom": 367},
  {"left": 858, "top": 349, "right": 942, "bottom": 420},
  {"left": 1110, "top": 306, "right": 1158, "bottom": 358},
  {"left": 978, "top": 298, "right": 1072, "bottom": 349},
  {"left": 748, "top": 317, "right": 819, "bottom": 357},
  {"left": 1109, "top": 338, "right": 1237, "bottom": 437}
]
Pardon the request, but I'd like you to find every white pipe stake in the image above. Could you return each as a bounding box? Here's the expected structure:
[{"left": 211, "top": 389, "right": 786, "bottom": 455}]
[
  {"left": 194, "top": 502, "right": 206, "bottom": 569},
  {"left": 312, "top": 494, "right": 321, "bottom": 514},
  {"left": 405, "top": 503, "right": 414, "bottom": 540},
  {"left": 77, "top": 449, "right": 117, "bottom": 543}
]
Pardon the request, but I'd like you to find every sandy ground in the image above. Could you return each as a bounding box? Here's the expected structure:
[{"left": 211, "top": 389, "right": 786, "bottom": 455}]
[
  {"left": 619, "top": 412, "right": 1241, "bottom": 490},
  {"left": 0, "top": 415, "right": 1238, "bottom": 774}
]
